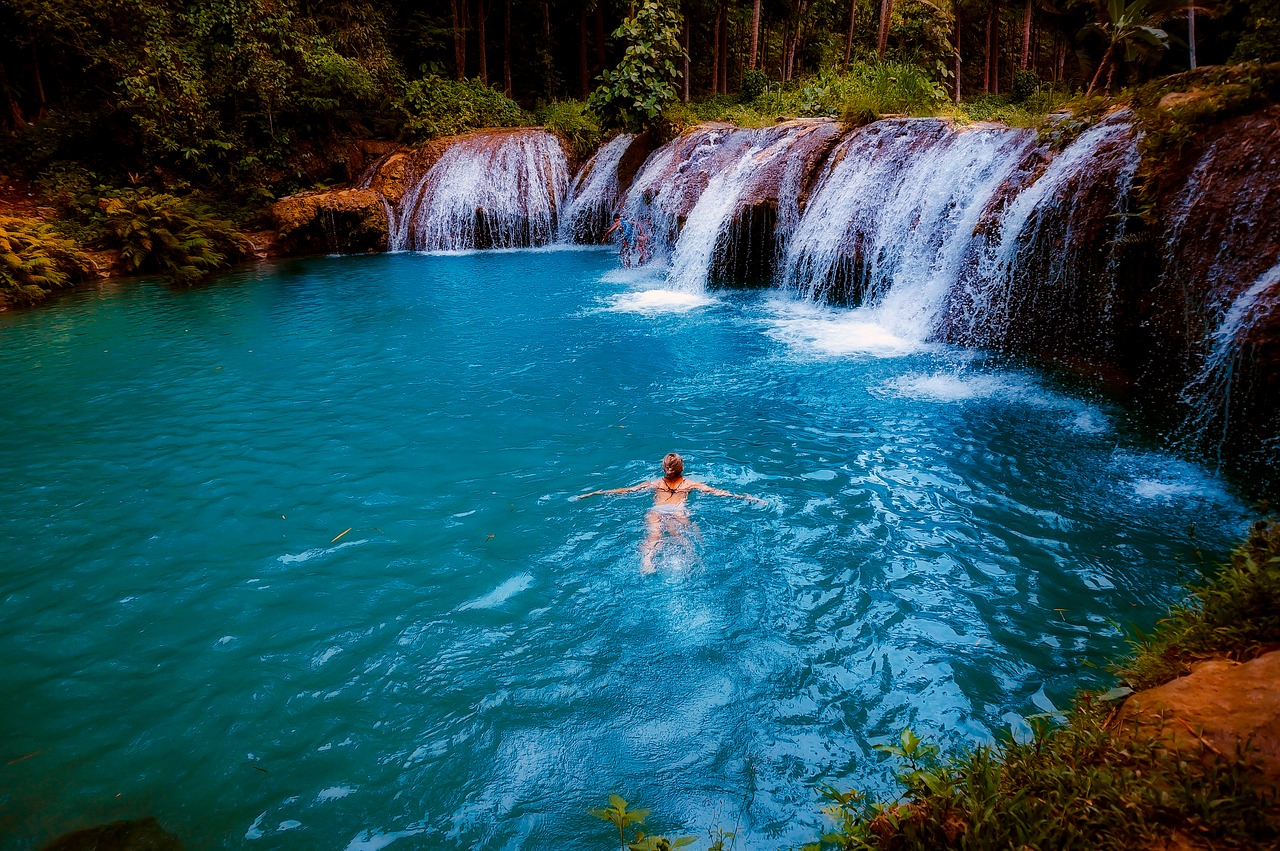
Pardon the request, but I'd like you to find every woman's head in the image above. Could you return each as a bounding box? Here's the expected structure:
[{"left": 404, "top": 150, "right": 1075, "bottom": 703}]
[{"left": 662, "top": 452, "right": 683, "bottom": 477}]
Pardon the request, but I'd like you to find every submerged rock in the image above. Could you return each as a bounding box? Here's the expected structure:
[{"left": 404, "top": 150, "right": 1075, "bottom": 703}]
[{"left": 39, "top": 817, "right": 182, "bottom": 851}]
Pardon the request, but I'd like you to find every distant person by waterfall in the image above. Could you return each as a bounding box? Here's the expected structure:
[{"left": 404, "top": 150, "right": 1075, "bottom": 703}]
[
  {"left": 602, "top": 213, "right": 650, "bottom": 266},
  {"left": 575, "top": 452, "right": 764, "bottom": 572}
]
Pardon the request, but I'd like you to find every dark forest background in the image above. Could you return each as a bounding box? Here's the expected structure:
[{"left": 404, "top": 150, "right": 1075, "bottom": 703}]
[{"left": 0, "top": 0, "right": 1276, "bottom": 212}]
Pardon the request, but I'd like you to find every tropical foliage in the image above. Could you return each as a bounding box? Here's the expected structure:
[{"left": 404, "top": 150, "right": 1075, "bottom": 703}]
[
  {"left": 0, "top": 216, "right": 92, "bottom": 305},
  {"left": 538, "top": 101, "right": 605, "bottom": 160},
  {"left": 589, "top": 0, "right": 686, "bottom": 131},
  {"left": 1082, "top": 0, "right": 1215, "bottom": 95},
  {"left": 99, "top": 191, "right": 252, "bottom": 285},
  {"left": 396, "top": 75, "right": 526, "bottom": 143}
]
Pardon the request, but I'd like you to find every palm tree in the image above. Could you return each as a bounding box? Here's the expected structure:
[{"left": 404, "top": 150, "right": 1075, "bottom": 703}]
[{"left": 1082, "top": 0, "right": 1212, "bottom": 96}]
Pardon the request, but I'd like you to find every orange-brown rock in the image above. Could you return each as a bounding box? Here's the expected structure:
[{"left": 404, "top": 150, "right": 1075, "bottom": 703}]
[
  {"left": 1115, "top": 650, "right": 1280, "bottom": 793},
  {"left": 271, "top": 188, "right": 388, "bottom": 254}
]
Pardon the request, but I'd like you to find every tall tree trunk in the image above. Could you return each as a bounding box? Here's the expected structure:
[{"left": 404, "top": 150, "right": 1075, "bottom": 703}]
[
  {"left": 1188, "top": 7, "right": 1197, "bottom": 69},
  {"left": 844, "top": 0, "right": 857, "bottom": 69},
  {"left": 954, "top": 6, "right": 962, "bottom": 104},
  {"left": 712, "top": 12, "right": 722, "bottom": 93},
  {"left": 983, "top": 5, "right": 993, "bottom": 93},
  {"left": 683, "top": 10, "right": 691, "bottom": 101},
  {"left": 782, "top": 26, "right": 794, "bottom": 80},
  {"left": 719, "top": 2, "right": 729, "bottom": 92},
  {"left": 989, "top": 2, "right": 1000, "bottom": 95},
  {"left": 1090, "top": 42, "right": 1117, "bottom": 95},
  {"left": 477, "top": 0, "right": 489, "bottom": 84},
  {"left": 877, "top": 0, "right": 894, "bottom": 57},
  {"left": 751, "top": 0, "right": 762, "bottom": 69},
  {"left": 579, "top": 6, "right": 589, "bottom": 98},
  {"left": 0, "top": 63, "right": 25, "bottom": 128},
  {"left": 596, "top": 5, "right": 606, "bottom": 71},
  {"left": 504, "top": 0, "right": 512, "bottom": 94},
  {"left": 451, "top": 0, "right": 466, "bottom": 79},
  {"left": 1019, "top": 0, "right": 1032, "bottom": 70}
]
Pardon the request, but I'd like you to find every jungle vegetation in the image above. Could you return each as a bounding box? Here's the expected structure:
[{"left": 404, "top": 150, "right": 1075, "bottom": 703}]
[{"left": 0, "top": 0, "right": 1276, "bottom": 298}]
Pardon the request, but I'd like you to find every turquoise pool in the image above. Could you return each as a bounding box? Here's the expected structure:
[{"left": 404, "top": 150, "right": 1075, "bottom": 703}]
[{"left": 0, "top": 249, "right": 1248, "bottom": 849}]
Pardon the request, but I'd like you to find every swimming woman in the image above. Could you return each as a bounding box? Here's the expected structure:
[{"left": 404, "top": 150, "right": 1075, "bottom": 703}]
[{"left": 576, "top": 452, "right": 764, "bottom": 572}]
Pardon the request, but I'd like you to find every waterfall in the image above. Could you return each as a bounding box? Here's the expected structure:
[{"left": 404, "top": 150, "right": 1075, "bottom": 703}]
[
  {"left": 947, "top": 112, "right": 1142, "bottom": 352},
  {"left": 559, "top": 134, "right": 635, "bottom": 244},
  {"left": 619, "top": 126, "right": 738, "bottom": 260},
  {"left": 616, "top": 120, "right": 840, "bottom": 291},
  {"left": 389, "top": 130, "right": 570, "bottom": 252},
  {"left": 1178, "top": 261, "right": 1280, "bottom": 464},
  {"left": 780, "top": 119, "right": 1037, "bottom": 341}
]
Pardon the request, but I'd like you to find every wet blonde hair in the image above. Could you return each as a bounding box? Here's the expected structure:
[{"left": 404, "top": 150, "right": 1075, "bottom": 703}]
[{"left": 662, "top": 452, "right": 684, "bottom": 477}]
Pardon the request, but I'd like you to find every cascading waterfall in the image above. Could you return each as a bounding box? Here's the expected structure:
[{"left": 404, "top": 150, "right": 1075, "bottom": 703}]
[
  {"left": 618, "top": 126, "right": 738, "bottom": 258},
  {"left": 949, "top": 112, "right": 1142, "bottom": 349},
  {"left": 388, "top": 130, "right": 569, "bottom": 252},
  {"left": 665, "top": 122, "right": 840, "bottom": 292},
  {"left": 780, "top": 119, "right": 1037, "bottom": 341},
  {"left": 559, "top": 133, "right": 635, "bottom": 243},
  {"left": 1178, "top": 260, "right": 1280, "bottom": 463},
  {"left": 615, "top": 120, "right": 841, "bottom": 292}
]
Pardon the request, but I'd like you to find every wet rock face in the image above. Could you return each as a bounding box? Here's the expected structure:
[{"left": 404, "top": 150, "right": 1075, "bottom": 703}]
[
  {"left": 943, "top": 111, "right": 1143, "bottom": 360},
  {"left": 271, "top": 188, "right": 389, "bottom": 255},
  {"left": 1117, "top": 650, "right": 1280, "bottom": 792},
  {"left": 1143, "top": 105, "right": 1280, "bottom": 480},
  {"left": 39, "top": 817, "right": 182, "bottom": 851}
]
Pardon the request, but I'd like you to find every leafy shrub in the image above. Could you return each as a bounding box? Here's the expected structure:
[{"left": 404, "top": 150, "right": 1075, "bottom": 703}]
[
  {"left": 538, "top": 101, "right": 604, "bottom": 160},
  {"left": 840, "top": 98, "right": 880, "bottom": 129},
  {"left": 589, "top": 0, "right": 685, "bottom": 131},
  {"left": 99, "top": 191, "right": 252, "bottom": 285},
  {"left": 738, "top": 62, "right": 948, "bottom": 122},
  {"left": 0, "top": 216, "right": 94, "bottom": 305},
  {"left": 739, "top": 69, "right": 767, "bottom": 103},
  {"left": 1011, "top": 69, "right": 1039, "bottom": 103},
  {"left": 395, "top": 75, "right": 526, "bottom": 143}
]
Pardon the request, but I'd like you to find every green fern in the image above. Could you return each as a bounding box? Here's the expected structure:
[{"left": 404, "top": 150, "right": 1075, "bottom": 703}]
[
  {"left": 0, "top": 216, "right": 93, "bottom": 306},
  {"left": 100, "top": 191, "right": 251, "bottom": 285}
]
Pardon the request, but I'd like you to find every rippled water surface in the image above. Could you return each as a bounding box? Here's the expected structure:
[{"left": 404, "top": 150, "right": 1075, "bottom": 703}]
[{"left": 0, "top": 250, "right": 1249, "bottom": 849}]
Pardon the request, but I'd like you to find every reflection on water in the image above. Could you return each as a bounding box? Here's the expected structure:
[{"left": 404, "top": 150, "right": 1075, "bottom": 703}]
[{"left": 0, "top": 251, "right": 1249, "bottom": 850}]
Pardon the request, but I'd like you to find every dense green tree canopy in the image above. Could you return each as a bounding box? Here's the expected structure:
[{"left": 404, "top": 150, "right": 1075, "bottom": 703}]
[{"left": 0, "top": 0, "right": 1275, "bottom": 195}]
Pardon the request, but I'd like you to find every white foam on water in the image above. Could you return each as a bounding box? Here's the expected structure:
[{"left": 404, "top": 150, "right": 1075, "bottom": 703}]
[
  {"left": 604, "top": 289, "right": 716, "bottom": 314},
  {"left": 317, "top": 787, "right": 355, "bottom": 802},
  {"left": 343, "top": 827, "right": 427, "bottom": 851},
  {"left": 881, "top": 370, "right": 1114, "bottom": 435},
  {"left": 1132, "top": 479, "right": 1204, "bottom": 500},
  {"left": 245, "top": 812, "right": 267, "bottom": 841},
  {"left": 763, "top": 299, "right": 925, "bottom": 358},
  {"left": 458, "top": 573, "right": 534, "bottom": 611},
  {"left": 887, "top": 373, "right": 1017, "bottom": 402},
  {"left": 1112, "top": 450, "right": 1236, "bottom": 504}
]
